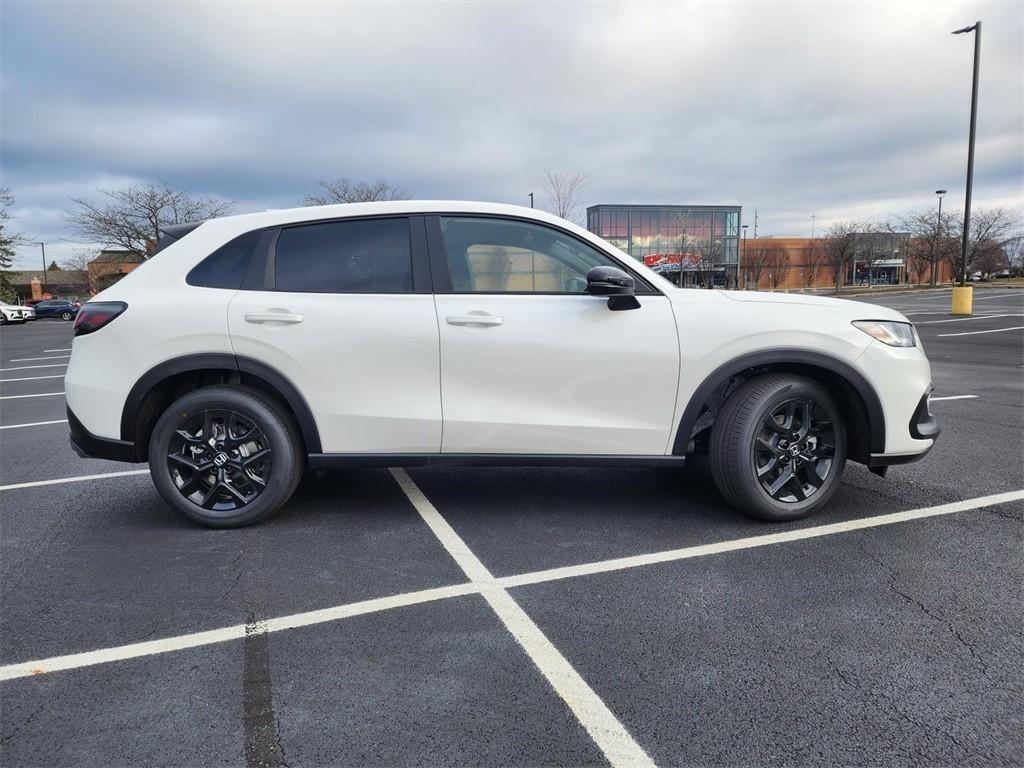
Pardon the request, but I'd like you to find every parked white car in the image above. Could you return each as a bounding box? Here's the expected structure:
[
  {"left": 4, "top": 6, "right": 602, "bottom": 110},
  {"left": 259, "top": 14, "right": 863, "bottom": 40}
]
[
  {"left": 66, "top": 202, "right": 938, "bottom": 527},
  {"left": 0, "top": 302, "right": 35, "bottom": 324}
]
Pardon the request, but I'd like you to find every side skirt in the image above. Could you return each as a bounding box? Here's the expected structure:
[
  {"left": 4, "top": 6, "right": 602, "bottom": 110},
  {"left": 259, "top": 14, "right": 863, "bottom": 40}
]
[{"left": 307, "top": 453, "right": 687, "bottom": 469}]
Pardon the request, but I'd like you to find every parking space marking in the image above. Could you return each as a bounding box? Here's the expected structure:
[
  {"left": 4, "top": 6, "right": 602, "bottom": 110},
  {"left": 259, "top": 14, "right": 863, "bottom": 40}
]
[
  {"left": 0, "top": 583, "right": 478, "bottom": 682},
  {"left": 0, "top": 364, "right": 67, "bottom": 372},
  {"left": 930, "top": 395, "right": 979, "bottom": 402},
  {"left": 0, "top": 374, "right": 66, "bottom": 382},
  {"left": 0, "top": 419, "right": 68, "bottom": 430},
  {"left": 498, "top": 489, "right": 1024, "bottom": 589},
  {"left": 0, "top": 488, "right": 1019, "bottom": 689},
  {"left": 0, "top": 469, "right": 149, "bottom": 491},
  {"left": 938, "top": 326, "right": 1024, "bottom": 337},
  {"left": 915, "top": 313, "right": 1024, "bottom": 325},
  {"left": 42, "top": 348, "right": 71, "bottom": 352},
  {"left": 391, "top": 468, "right": 657, "bottom": 768},
  {"left": 7, "top": 355, "right": 71, "bottom": 362},
  {"left": 0, "top": 391, "right": 65, "bottom": 400}
]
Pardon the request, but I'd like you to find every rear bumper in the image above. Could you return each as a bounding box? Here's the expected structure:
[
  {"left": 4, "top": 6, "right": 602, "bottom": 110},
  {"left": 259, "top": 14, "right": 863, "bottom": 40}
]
[{"left": 68, "top": 407, "right": 141, "bottom": 463}]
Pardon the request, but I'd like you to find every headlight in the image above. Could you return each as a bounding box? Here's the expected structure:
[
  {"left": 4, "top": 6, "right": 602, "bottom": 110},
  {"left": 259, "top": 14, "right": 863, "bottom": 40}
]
[{"left": 852, "top": 320, "right": 917, "bottom": 347}]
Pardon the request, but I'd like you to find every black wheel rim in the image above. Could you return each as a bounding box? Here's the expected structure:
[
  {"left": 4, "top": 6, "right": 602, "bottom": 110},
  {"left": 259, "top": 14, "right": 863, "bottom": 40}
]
[
  {"left": 167, "top": 409, "right": 272, "bottom": 514},
  {"left": 753, "top": 397, "right": 836, "bottom": 503}
]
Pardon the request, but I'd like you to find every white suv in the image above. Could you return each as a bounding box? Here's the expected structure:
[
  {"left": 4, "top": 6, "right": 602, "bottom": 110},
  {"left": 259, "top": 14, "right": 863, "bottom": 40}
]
[{"left": 66, "top": 202, "right": 938, "bottom": 527}]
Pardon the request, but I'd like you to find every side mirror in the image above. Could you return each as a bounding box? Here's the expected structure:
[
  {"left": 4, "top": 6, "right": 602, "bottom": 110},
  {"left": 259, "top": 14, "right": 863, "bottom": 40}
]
[{"left": 586, "top": 266, "right": 640, "bottom": 311}]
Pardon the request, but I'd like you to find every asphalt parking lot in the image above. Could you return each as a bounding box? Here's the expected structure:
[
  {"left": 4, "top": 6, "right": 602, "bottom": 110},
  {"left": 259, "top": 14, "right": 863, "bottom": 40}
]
[{"left": 1, "top": 287, "right": 1022, "bottom": 768}]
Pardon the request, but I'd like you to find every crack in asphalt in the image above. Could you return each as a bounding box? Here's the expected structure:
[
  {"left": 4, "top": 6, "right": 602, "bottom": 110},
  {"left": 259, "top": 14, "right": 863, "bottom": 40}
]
[{"left": 854, "top": 537, "right": 997, "bottom": 685}]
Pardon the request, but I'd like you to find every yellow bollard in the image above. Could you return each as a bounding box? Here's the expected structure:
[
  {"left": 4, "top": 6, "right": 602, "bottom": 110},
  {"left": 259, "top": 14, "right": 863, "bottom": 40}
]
[{"left": 951, "top": 285, "right": 973, "bottom": 315}]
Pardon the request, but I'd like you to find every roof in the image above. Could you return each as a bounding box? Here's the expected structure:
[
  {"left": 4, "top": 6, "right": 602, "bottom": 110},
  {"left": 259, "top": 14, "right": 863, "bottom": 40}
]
[
  {"left": 7, "top": 270, "right": 90, "bottom": 288},
  {"left": 90, "top": 249, "right": 145, "bottom": 265}
]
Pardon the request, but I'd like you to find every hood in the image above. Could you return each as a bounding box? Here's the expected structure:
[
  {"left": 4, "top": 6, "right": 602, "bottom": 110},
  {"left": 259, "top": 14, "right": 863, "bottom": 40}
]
[{"left": 717, "top": 290, "right": 909, "bottom": 322}]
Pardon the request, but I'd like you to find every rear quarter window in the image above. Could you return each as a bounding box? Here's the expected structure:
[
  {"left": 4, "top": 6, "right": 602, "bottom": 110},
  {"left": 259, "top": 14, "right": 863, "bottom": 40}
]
[{"left": 186, "top": 230, "right": 262, "bottom": 289}]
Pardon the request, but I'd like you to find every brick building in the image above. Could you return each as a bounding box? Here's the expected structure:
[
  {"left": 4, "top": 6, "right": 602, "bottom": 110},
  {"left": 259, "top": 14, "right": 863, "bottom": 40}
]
[{"left": 87, "top": 249, "right": 146, "bottom": 294}]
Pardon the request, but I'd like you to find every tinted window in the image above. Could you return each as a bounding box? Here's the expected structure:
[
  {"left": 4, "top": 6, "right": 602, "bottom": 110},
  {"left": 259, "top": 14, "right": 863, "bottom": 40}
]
[
  {"left": 275, "top": 218, "right": 412, "bottom": 293},
  {"left": 440, "top": 217, "right": 622, "bottom": 293},
  {"left": 187, "top": 230, "right": 261, "bottom": 289}
]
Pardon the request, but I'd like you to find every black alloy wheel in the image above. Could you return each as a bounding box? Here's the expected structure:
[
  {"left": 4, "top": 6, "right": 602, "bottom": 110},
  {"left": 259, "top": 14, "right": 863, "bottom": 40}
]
[
  {"left": 167, "top": 409, "right": 272, "bottom": 512},
  {"left": 753, "top": 398, "right": 836, "bottom": 503},
  {"left": 148, "top": 385, "right": 303, "bottom": 527}
]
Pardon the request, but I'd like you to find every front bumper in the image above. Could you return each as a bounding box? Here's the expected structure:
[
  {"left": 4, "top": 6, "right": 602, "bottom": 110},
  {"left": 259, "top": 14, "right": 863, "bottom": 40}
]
[
  {"left": 867, "top": 388, "right": 940, "bottom": 473},
  {"left": 68, "top": 407, "right": 141, "bottom": 463}
]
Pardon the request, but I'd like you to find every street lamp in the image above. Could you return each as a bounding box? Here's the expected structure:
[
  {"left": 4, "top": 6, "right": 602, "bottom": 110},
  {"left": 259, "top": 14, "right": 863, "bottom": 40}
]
[
  {"left": 953, "top": 21, "right": 981, "bottom": 296},
  {"left": 36, "top": 242, "right": 47, "bottom": 295},
  {"left": 934, "top": 189, "right": 947, "bottom": 287}
]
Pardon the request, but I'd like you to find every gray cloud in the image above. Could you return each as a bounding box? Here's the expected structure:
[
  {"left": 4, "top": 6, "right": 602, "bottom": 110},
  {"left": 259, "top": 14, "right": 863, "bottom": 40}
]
[{"left": 2, "top": 0, "right": 1021, "bottom": 267}]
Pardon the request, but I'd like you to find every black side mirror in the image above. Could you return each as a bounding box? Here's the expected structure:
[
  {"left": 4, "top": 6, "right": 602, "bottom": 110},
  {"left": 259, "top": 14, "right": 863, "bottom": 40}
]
[{"left": 586, "top": 266, "right": 640, "bottom": 311}]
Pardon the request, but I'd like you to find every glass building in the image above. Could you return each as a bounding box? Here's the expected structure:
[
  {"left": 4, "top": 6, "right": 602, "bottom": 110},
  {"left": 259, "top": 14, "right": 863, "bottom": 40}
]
[{"left": 587, "top": 204, "right": 742, "bottom": 287}]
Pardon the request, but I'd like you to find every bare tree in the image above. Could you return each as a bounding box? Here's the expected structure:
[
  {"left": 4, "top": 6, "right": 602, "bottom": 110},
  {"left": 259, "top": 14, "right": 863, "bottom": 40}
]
[
  {"left": 60, "top": 249, "right": 96, "bottom": 272},
  {"left": 905, "top": 237, "right": 933, "bottom": 285},
  {"left": 692, "top": 238, "right": 722, "bottom": 288},
  {"left": 803, "top": 239, "right": 824, "bottom": 288},
  {"left": 302, "top": 178, "right": 408, "bottom": 205},
  {"left": 0, "top": 187, "right": 28, "bottom": 301},
  {"left": 821, "top": 221, "right": 859, "bottom": 293},
  {"left": 542, "top": 169, "right": 592, "bottom": 223},
  {"left": 764, "top": 242, "right": 789, "bottom": 290},
  {"left": 1005, "top": 236, "right": 1024, "bottom": 278},
  {"left": 896, "top": 206, "right": 959, "bottom": 287},
  {"left": 66, "top": 182, "right": 234, "bottom": 257},
  {"left": 945, "top": 207, "right": 1023, "bottom": 284},
  {"left": 743, "top": 240, "right": 773, "bottom": 289}
]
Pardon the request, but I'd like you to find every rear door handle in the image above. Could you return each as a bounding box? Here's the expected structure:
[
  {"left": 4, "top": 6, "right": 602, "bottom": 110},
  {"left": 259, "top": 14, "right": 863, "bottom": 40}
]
[
  {"left": 446, "top": 314, "right": 503, "bottom": 326},
  {"left": 245, "top": 311, "right": 304, "bottom": 325}
]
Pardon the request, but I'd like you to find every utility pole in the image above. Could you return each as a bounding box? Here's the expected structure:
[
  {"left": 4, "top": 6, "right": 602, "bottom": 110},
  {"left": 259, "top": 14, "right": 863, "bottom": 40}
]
[
  {"left": 754, "top": 209, "right": 759, "bottom": 238},
  {"left": 741, "top": 224, "right": 749, "bottom": 289},
  {"left": 810, "top": 214, "right": 816, "bottom": 240},
  {"left": 934, "top": 189, "right": 946, "bottom": 287}
]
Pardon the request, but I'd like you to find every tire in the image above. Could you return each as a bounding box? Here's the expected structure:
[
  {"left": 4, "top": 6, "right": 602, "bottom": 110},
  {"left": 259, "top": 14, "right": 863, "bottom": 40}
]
[
  {"left": 710, "top": 374, "right": 847, "bottom": 522},
  {"left": 148, "top": 385, "right": 304, "bottom": 528},
  {"left": 61, "top": 311, "right": 74, "bottom": 321}
]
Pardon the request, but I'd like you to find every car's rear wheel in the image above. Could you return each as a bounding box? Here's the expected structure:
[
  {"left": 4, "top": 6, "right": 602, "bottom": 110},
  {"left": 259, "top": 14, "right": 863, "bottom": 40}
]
[
  {"left": 710, "top": 374, "right": 846, "bottom": 521},
  {"left": 148, "top": 386, "right": 303, "bottom": 528},
  {"left": 60, "top": 311, "right": 74, "bottom": 321}
]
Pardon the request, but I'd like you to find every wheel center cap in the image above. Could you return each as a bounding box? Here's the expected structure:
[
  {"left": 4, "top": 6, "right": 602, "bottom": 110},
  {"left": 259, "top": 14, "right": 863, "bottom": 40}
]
[
  {"left": 788, "top": 444, "right": 801, "bottom": 457},
  {"left": 213, "top": 452, "right": 229, "bottom": 467}
]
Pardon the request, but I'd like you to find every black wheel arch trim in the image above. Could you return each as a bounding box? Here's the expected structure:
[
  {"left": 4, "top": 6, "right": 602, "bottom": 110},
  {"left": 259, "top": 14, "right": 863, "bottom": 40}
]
[
  {"left": 120, "top": 353, "right": 322, "bottom": 455},
  {"left": 671, "top": 348, "right": 886, "bottom": 458}
]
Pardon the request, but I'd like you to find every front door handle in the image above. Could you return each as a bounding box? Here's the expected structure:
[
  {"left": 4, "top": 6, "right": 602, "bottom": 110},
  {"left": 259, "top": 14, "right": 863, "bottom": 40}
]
[
  {"left": 245, "top": 311, "right": 304, "bottom": 325},
  {"left": 446, "top": 314, "right": 503, "bottom": 327}
]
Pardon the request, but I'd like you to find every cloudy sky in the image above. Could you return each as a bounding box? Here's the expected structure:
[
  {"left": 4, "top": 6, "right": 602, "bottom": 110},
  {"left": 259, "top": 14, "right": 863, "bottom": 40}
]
[{"left": 2, "top": 0, "right": 1021, "bottom": 268}]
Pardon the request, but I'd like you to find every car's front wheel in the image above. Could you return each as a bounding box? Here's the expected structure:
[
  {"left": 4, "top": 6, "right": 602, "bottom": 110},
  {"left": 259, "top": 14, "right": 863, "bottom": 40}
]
[
  {"left": 710, "top": 374, "right": 846, "bottom": 522},
  {"left": 148, "top": 386, "right": 303, "bottom": 528}
]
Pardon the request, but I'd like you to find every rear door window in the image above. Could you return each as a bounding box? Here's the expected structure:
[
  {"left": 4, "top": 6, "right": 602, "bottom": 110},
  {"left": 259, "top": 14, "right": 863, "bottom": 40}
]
[{"left": 274, "top": 217, "right": 413, "bottom": 293}]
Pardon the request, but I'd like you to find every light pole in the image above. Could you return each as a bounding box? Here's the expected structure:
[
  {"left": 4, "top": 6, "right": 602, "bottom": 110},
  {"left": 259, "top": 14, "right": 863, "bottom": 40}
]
[
  {"left": 934, "top": 189, "right": 946, "bottom": 286},
  {"left": 953, "top": 21, "right": 981, "bottom": 300},
  {"left": 810, "top": 214, "right": 816, "bottom": 240},
  {"left": 741, "top": 224, "right": 749, "bottom": 289},
  {"left": 37, "top": 242, "right": 47, "bottom": 295},
  {"left": 528, "top": 192, "right": 534, "bottom": 209}
]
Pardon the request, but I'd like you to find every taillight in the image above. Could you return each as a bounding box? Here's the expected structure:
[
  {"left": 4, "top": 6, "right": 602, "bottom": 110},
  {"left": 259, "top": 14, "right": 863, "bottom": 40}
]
[{"left": 74, "top": 302, "right": 127, "bottom": 337}]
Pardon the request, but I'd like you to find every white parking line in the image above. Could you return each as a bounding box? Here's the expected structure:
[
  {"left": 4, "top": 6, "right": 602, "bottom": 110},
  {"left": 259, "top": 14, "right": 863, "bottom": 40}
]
[
  {"left": 0, "top": 374, "right": 65, "bottom": 383},
  {"left": 0, "top": 363, "right": 67, "bottom": 372},
  {"left": 915, "top": 313, "right": 1024, "bottom": 325},
  {"left": 42, "top": 348, "right": 71, "bottom": 352},
  {"left": 938, "top": 326, "right": 1024, "bottom": 338},
  {"left": 0, "top": 419, "right": 68, "bottom": 430},
  {"left": 7, "top": 355, "right": 70, "bottom": 362},
  {"left": 0, "top": 392, "right": 65, "bottom": 400},
  {"left": 0, "top": 469, "right": 149, "bottom": 491},
  {"left": 0, "top": 488, "right": 1020, "bottom": 685},
  {"left": 389, "top": 467, "right": 656, "bottom": 768},
  {"left": 929, "top": 395, "right": 979, "bottom": 402}
]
